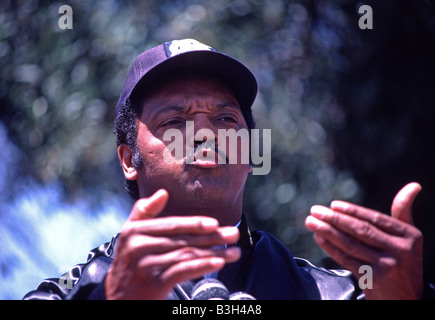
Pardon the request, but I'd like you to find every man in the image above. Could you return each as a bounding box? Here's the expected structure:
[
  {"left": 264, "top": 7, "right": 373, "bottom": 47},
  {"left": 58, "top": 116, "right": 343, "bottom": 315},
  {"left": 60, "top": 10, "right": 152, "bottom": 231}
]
[{"left": 24, "top": 39, "right": 432, "bottom": 300}]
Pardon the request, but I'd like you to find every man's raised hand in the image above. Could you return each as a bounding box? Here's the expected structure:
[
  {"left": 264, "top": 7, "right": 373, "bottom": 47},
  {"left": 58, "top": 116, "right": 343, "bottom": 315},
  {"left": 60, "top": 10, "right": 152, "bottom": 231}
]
[
  {"left": 305, "top": 182, "right": 423, "bottom": 299},
  {"left": 105, "top": 189, "right": 241, "bottom": 300}
]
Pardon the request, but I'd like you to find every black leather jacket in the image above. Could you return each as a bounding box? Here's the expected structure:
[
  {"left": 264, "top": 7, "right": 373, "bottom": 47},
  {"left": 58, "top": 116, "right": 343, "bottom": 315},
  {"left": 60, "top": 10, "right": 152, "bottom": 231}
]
[{"left": 22, "top": 216, "right": 434, "bottom": 300}]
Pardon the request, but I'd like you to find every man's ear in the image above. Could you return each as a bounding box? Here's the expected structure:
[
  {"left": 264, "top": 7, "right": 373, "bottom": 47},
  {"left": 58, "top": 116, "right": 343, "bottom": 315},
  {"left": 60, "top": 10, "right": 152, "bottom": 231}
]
[{"left": 118, "top": 144, "right": 138, "bottom": 181}]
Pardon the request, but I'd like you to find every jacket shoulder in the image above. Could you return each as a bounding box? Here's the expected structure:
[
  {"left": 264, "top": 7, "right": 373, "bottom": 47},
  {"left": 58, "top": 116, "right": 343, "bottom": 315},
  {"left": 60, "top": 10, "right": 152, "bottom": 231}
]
[{"left": 23, "top": 234, "right": 118, "bottom": 300}]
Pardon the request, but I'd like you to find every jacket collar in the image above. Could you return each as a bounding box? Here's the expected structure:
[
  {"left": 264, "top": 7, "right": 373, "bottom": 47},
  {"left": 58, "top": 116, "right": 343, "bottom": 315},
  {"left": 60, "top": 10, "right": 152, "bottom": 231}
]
[{"left": 236, "top": 214, "right": 254, "bottom": 250}]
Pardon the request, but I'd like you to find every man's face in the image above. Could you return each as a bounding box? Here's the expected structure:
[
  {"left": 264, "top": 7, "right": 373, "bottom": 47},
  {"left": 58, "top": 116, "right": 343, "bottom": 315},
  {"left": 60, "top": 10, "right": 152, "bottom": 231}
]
[{"left": 128, "top": 74, "right": 251, "bottom": 224}]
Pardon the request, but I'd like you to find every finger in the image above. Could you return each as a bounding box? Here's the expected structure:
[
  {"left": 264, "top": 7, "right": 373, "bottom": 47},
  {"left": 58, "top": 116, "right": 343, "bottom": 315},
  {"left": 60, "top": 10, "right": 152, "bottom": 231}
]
[
  {"left": 145, "top": 246, "right": 242, "bottom": 268},
  {"left": 125, "top": 234, "right": 189, "bottom": 258},
  {"left": 162, "top": 257, "right": 226, "bottom": 287},
  {"left": 391, "top": 182, "right": 422, "bottom": 224},
  {"left": 128, "top": 189, "right": 169, "bottom": 222},
  {"left": 171, "top": 226, "right": 240, "bottom": 247},
  {"left": 312, "top": 234, "right": 367, "bottom": 276},
  {"left": 329, "top": 201, "right": 410, "bottom": 237},
  {"left": 140, "top": 246, "right": 241, "bottom": 282},
  {"left": 124, "top": 226, "right": 240, "bottom": 260},
  {"left": 310, "top": 205, "right": 400, "bottom": 249},
  {"left": 305, "top": 215, "right": 382, "bottom": 265},
  {"left": 123, "top": 216, "right": 221, "bottom": 237}
]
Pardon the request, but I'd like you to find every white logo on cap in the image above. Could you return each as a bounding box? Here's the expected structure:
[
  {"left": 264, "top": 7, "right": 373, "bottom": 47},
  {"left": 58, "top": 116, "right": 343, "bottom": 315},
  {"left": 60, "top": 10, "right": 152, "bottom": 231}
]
[{"left": 166, "top": 39, "right": 213, "bottom": 57}]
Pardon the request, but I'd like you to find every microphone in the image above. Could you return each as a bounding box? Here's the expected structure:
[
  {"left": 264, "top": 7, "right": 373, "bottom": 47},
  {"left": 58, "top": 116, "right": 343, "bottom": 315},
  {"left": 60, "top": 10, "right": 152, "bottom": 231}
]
[
  {"left": 190, "top": 278, "right": 257, "bottom": 300},
  {"left": 191, "top": 279, "right": 230, "bottom": 300},
  {"left": 229, "top": 292, "right": 257, "bottom": 300}
]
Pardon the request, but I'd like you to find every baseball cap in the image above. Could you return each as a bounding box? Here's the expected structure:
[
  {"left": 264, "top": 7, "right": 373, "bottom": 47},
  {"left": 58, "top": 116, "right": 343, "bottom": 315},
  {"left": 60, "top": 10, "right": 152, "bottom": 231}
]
[{"left": 115, "top": 39, "right": 258, "bottom": 115}]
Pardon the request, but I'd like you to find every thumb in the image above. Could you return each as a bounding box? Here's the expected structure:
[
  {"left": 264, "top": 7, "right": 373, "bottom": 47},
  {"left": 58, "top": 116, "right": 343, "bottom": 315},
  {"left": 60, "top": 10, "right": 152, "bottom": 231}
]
[
  {"left": 128, "top": 189, "right": 169, "bottom": 222},
  {"left": 391, "top": 182, "right": 422, "bottom": 224}
]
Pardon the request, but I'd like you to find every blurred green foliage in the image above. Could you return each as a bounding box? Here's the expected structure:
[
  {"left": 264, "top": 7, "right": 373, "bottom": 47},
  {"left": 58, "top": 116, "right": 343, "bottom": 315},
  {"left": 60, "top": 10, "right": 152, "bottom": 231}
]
[{"left": 1, "top": 0, "right": 435, "bottom": 278}]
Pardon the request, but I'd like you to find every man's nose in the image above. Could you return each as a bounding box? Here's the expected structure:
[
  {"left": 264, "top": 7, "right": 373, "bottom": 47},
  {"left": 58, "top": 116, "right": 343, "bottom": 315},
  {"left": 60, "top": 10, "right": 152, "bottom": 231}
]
[{"left": 191, "top": 116, "right": 218, "bottom": 146}]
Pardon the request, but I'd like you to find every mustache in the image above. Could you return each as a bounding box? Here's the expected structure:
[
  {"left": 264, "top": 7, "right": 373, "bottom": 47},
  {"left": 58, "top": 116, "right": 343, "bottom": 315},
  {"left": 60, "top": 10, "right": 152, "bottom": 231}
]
[{"left": 185, "top": 140, "right": 228, "bottom": 163}]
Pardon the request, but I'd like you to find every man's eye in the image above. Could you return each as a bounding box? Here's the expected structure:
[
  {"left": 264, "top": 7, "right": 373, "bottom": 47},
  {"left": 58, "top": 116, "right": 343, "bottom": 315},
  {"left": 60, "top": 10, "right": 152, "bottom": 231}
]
[
  {"left": 218, "top": 116, "right": 237, "bottom": 123},
  {"left": 162, "top": 119, "right": 183, "bottom": 126}
]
